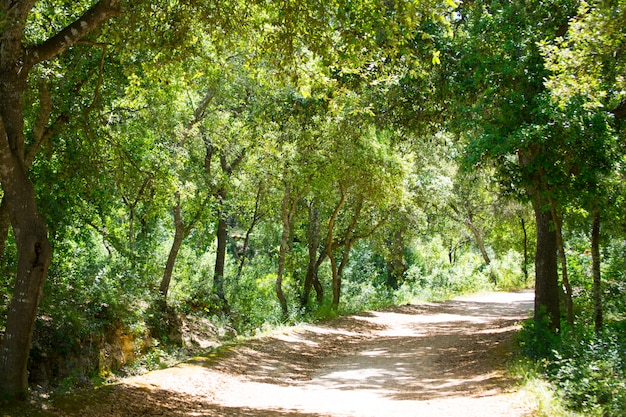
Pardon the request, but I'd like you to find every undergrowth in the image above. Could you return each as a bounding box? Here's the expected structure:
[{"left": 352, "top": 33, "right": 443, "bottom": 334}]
[{"left": 515, "top": 318, "right": 626, "bottom": 417}]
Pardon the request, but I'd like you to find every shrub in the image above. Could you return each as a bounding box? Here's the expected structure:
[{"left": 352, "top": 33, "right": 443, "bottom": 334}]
[
  {"left": 549, "top": 330, "right": 626, "bottom": 417},
  {"left": 517, "top": 315, "right": 561, "bottom": 361}
]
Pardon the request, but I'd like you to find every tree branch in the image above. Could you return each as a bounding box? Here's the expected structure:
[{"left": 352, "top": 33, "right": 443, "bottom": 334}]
[
  {"left": 612, "top": 99, "right": 626, "bottom": 123},
  {"left": 189, "top": 88, "right": 218, "bottom": 129},
  {"left": 24, "top": 0, "right": 121, "bottom": 69},
  {"left": 27, "top": 80, "right": 53, "bottom": 160}
]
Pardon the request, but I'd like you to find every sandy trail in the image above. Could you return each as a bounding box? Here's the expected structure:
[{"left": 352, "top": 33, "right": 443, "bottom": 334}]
[{"left": 46, "top": 291, "right": 535, "bottom": 416}]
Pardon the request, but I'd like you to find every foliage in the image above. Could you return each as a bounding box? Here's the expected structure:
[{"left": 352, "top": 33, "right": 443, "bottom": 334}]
[
  {"left": 517, "top": 316, "right": 561, "bottom": 361},
  {"left": 517, "top": 225, "right": 626, "bottom": 417},
  {"left": 549, "top": 329, "right": 626, "bottom": 417},
  {"left": 403, "top": 237, "right": 495, "bottom": 299},
  {"left": 1, "top": 2, "right": 625, "bottom": 414},
  {"left": 512, "top": 362, "right": 586, "bottom": 417},
  {"left": 541, "top": 0, "right": 626, "bottom": 115}
]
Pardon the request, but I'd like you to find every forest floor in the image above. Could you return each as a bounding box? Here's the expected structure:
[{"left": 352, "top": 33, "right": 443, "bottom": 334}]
[{"left": 7, "top": 291, "right": 537, "bottom": 417}]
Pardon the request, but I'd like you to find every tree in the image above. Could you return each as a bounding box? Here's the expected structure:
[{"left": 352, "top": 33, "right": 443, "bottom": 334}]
[
  {"left": 160, "top": 191, "right": 204, "bottom": 300},
  {"left": 447, "top": 168, "right": 497, "bottom": 274},
  {"left": 0, "top": 0, "right": 121, "bottom": 399},
  {"left": 441, "top": 0, "right": 581, "bottom": 331},
  {"left": 321, "top": 119, "right": 406, "bottom": 310},
  {"left": 541, "top": 0, "right": 626, "bottom": 332}
]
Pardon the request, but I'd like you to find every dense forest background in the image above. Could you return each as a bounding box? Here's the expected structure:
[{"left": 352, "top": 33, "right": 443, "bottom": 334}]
[{"left": 1, "top": 1, "right": 625, "bottom": 415}]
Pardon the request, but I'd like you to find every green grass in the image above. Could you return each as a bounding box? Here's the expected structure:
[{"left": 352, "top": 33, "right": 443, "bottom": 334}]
[{"left": 509, "top": 359, "right": 588, "bottom": 417}]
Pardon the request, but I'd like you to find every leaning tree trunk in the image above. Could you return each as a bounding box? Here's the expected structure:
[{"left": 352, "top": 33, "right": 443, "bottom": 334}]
[
  {"left": 332, "top": 197, "right": 362, "bottom": 311},
  {"left": 160, "top": 192, "right": 186, "bottom": 300},
  {"left": 532, "top": 197, "right": 561, "bottom": 332},
  {"left": 464, "top": 215, "right": 497, "bottom": 285},
  {"left": 334, "top": 239, "right": 353, "bottom": 310},
  {"left": 466, "top": 216, "right": 491, "bottom": 266},
  {"left": 591, "top": 207, "right": 603, "bottom": 334},
  {"left": 235, "top": 186, "right": 263, "bottom": 282}
]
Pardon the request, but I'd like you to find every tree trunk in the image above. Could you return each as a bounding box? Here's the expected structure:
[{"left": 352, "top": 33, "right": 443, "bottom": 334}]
[
  {"left": 212, "top": 188, "right": 229, "bottom": 311},
  {"left": 386, "top": 228, "right": 406, "bottom": 290},
  {"left": 591, "top": 207, "right": 603, "bottom": 334},
  {"left": 463, "top": 214, "right": 497, "bottom": 284},
  {"left": 0, "top": 138, "right": 52, "bottom": 399},
  {"left": 549, "top": 204, "right": 574, "bottom": 327},
  {"left": 235, "top": 186, "right": 263, "bottom": 282},
  {"left": 332, "top": 197, "right": 362, "bottom": 310},
  {"left": 466, "top": 216, "right": 491, "bottom": 266},
  {"left": 0, "top": 0, "right": 120, "bottom": 399},
  {"left": 334, "top": 240, "right": 352, "bottom": 309},
  {"left": 0, "top": 198, "right": 10, "bottom": 260},
  {"left": 0, "top": 49, "right": 53, "bottom": 403},
  {"left": 159, "top": 192, "right": 185, "bottom": 300},
  {"left": 276, "top": 186, "right": 291, "bottom": 318},
  {"left": 302, "top": 202, "right": 320, "bottom": 307},
  {"left": 327, "top": 189, "right": 346, "bottom": 311},
  {"left": 520, "top": 215, "right": 529, "bottom": 283},
  {"left": 207, "top": 147, "right": 245, "bottom": 312},
  {"left": 0, "top": 81, "right": 63, "bottom": 264},
  {"left": 313, "top": 251, "right": 326, "bottom": 303},
  {"left": 532, "top": 198, "right": 561, "bottom": 331}
]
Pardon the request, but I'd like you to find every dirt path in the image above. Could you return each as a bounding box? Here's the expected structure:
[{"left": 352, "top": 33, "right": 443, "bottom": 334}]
[{"left": 43, "top": 291, "right": 535, "bottom": 416}]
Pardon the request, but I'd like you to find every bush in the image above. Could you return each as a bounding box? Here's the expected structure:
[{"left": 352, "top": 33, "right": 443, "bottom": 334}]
[
  {"left": 517, "top": 315, "right": 561, "bottom": 361},
  {"left": 519, "top": 318, "right": 626, "bottom": 417},
  {"left": 549, "top": 330, "right": 626, "bottom": 417},
  {"left": 489, "top": 249, "right": 530, "bottom": 290}
]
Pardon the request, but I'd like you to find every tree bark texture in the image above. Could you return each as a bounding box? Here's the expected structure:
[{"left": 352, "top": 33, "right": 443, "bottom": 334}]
[
  {"left": 0, "top": 197, "right": 10, "bottom": 260},
  {"left": 160, "top": 192, "right": 185, "bottom": 300},
  {"left": 532, "top": 199, "right": 561, "bottom": 331},
  {"left": 0, "top": 130, "right": 52, "bottom": 399},
  {"left": 549, "top": 204, "right": 574, "bottom": 327},
  {"left": 276, "top": 186, "right": 291, "bottom": 318},
  {"left": 302, "top": 203, "right": 320, "bottom": 307},
  {"left": 591, "top": 207, "right": 603, "bottom": 333},
  {"left": 520, "top": 215, "right": 529, "bottom": 283},
  {"left": 212, "top": 188, "right": 229, "bottom": 309}
]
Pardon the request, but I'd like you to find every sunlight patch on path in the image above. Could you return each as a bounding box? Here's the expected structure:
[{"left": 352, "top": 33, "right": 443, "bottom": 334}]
[
  {"left": 203, "top": 372, "right": 531, "bottom": 417},
  {"left": 206, "top": 291, "right": 533, "bottom": 416},
  {"left": 122, "top": 291, "right": 535, "bottom": 417}
]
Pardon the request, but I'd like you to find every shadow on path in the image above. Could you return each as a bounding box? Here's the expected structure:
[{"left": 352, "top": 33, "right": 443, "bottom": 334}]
[{"left": 13, "top": 291, "right": 534, "bottom": 417}]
